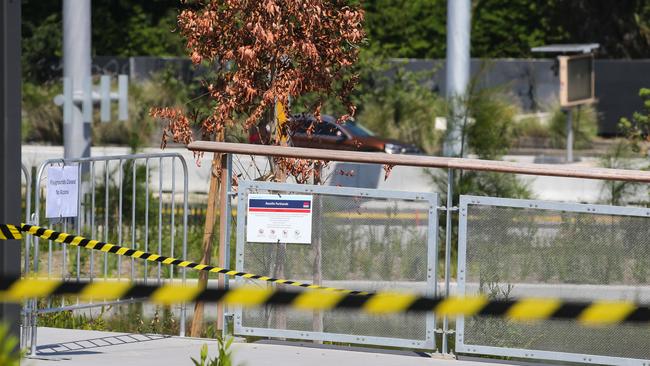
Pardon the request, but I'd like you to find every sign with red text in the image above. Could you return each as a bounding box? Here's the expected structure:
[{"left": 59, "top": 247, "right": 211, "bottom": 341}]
[{"left": 246, "top": 194, "right": 313, "bottom": 244}]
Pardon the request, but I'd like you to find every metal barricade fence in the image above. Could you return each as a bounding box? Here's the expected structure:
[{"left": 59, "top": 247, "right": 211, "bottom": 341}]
[
  {"left": 13, "top": 143, "right": 650, "bottom": 363},
  {"left": 17, "top": 142, "right": 649, "bottom": 362},
  {"left": 232, "top": 180, "right": 440, "bottom": 349},
  {"left": 188, "top": 142, "right": 650, "bottom": 363},
  {"left": 456, "top": 195, "right": 650, "bottom": 365},
  {"left": 20, "top": 163, "right": 32, "bottom": 350},
  {"left": 21, "top": 164, "right": 32, "bottom": 273},
  {"left": 25, "top": 153, "right": 189, "bottom": 356}
]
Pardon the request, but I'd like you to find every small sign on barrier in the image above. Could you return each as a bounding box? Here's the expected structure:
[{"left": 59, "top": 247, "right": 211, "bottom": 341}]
[
  {"left": 46, "top": 165, "right": 79, "bottom": 218},
  {"left": 246, "top": 194, "right": 313, "bottom": 244}
]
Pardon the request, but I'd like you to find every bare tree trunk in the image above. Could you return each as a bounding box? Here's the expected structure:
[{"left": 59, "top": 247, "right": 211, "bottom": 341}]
[{"left": 189, "top": 131, "right": 225, "bottom": 337}]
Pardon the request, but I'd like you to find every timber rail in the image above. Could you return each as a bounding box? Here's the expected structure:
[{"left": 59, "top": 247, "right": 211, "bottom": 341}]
[{"left": 188, "top": 141, "right": 650, "bottom": 183}]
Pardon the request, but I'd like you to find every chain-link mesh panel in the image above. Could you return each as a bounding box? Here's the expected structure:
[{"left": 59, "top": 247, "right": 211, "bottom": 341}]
[
  {"left": 236, "top": 183, "right": 437, "bottom": 348},
  {"left": 459, "top": 200, "right": 650, "bottom": 361}
]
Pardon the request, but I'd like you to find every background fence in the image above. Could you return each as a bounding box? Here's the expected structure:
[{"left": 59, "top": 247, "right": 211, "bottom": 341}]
[{"left": 86, "top": 56, "right": 650, "bottom": 135}]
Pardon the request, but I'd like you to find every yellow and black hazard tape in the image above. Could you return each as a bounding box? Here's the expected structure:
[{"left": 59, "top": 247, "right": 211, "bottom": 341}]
[
  {"left": 0, "top": 224, "right": 368, "bottom": 295},
  {"left": 1, "top": 275, "right": 649, "bottom": 325},
  {"left": 0, "top": 224, "right": 22, "bottom": 241}
]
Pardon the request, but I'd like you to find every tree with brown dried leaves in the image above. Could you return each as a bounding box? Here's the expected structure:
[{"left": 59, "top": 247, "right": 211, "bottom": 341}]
[
  {"left": 152, "top": 0, "right": 365, "bottom": 148},
  {"left": 151, "top": 0, "right": 365, "bottom": 337}
]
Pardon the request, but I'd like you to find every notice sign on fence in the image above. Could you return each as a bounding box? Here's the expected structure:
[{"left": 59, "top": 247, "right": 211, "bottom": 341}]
[
  {"left": 246, "top": 194, "right": 313, "bottom": 244},
  {"left": 46, "top": 165, "right": 79, "bottom": 219}
]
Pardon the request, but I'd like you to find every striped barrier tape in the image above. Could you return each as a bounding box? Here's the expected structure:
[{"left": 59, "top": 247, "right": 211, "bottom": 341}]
[
  {"left": 0, "top": 224, "right": 22, "bottom": 241},
  {"left": 0, "top": 276, "right": 649, "bottom": 325},
  {"left": 0, "top": 223, "right": 368, "bottom": 295}
]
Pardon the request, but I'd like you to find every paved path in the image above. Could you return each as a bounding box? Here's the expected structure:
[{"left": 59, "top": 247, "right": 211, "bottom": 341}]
[{"left": 28, "top": 327, "right": 503, "bottom": 366}]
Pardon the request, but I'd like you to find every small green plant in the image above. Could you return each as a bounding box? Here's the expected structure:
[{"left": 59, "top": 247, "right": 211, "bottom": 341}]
[
  {"left": 599, "top": 140, "right": 643, "bottom": 205},
  {"left": 0, "top": 323, "right": 22, "bottom": 366},
  {"left": 94, "top": 68, "right": 199, "bottom": 151},
  {"left": 354, "top": 61, "right": 446, "bottom": 154},
  {"left": 512, "top": 114, "right": 552, "bottom": 147},
  {"left": 549, "top": 103, "right": 598, "bottom": 149},
  {"left": 37, "top": 302, "right": 108, "bottom": 331},
  {"left": 191, "top": 337, "right": 235, "bottom": 366},
  {"left": 619, "top": 88, "right": 650, "bottom": 154},
  {"left": 22, "top": 81, "right": 63, "bottom": 144}
]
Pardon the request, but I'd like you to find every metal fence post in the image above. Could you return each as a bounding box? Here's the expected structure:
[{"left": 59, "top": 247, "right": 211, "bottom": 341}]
[
  {"left": 30, "top": 159, "right": 55, "bottom": 356},
  {"left": 566, "top": 107, "right": 574, "bottom": 163},
  {"left": 21, "top": 164, "right": 31, "bottom": 274},
  {"left": 179, "top": 156, "right": 190, "bottom": 337},
  {"left": 20, "top": 164, "right": 32, "bottom": 350},
  {"left": 442, "top": 168, "right": 454, "bottom": 354},
  {"left": 222, "top": 153, "right": 233, "bottom": 337}
]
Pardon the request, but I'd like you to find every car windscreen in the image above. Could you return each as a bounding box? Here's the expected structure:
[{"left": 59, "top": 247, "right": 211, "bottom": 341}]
[{"left": 342, "top": 121, "right": 375, "bottom": 137}]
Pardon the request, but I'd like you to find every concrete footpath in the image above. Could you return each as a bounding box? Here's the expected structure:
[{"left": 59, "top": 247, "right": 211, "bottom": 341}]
[{"left": 28, "top": 327, "right": 503, "bottom": 366}]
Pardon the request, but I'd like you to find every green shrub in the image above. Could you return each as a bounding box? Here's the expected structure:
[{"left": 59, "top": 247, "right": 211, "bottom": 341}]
[
  {"left": 619, "top": 88, "right": 650, "bottom": 154},
  {"left": 22, "top": 81, "right": 63, "bottom": 144},
  {"left": 0, "top": 324, "right": 22, "bottom": 366},
  {"left": 22, "top": 67, "right": 210, "bottom": 150},
  {"left": 512, "top": 115, "right": 551, "bottom": 144},
  {"left": 94, "top": 69, "right": 195, "bottom": 150},
  {"left": 355, "top": 63, "right": 446, "bottom": 154},
  {"left": 548, "top": 103, "right": 598, "bottom": 149},
  {"left": 37, "top": 306, "right": 107, "bottom": 331},
  {"left": 37, "top": 302, "right": 179, "bottom": 336},
  {"left": 465, "top": 87, "right": 520, "bottom": 159},
  {"left": 295, "top": 53, "right": 447, "bottom": 154},
  {"left": 430, "top": 80, "right": 533, "bottom": 200},
  {"left": 191, "top": 338, "right": 236, "bottom": 366},
  {"left": 599, "top": 140, "right": 643, "bottom": 205}
]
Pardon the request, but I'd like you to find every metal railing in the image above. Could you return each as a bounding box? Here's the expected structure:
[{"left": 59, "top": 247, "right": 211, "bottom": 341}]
[
  {"left": 20, "top": 163, "right": 32, "bottom": 350},
  {"left": 189, "top": 141, "right": 650, "bottom": 364},
  {"left": 24, "top": 153, "right": 189, "bottom": 356}
]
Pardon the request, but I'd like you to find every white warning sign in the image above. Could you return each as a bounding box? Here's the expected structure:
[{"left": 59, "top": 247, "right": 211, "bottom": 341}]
[
  {"left": 246, "top": 194, "right": 313, "bottom": 244},
  {"left": 46, "top": 165, "right": 79, "bottom": 219}
]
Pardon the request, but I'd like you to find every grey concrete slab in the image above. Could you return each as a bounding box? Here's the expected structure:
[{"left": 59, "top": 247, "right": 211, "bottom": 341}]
[{"left": 29, "top": 327, "right": 506, "bottom": 366}]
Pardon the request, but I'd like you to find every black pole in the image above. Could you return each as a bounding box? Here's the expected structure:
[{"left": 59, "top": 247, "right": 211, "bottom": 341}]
[{"left": 0, "top": 0, "right": 22, "bottom": 342}]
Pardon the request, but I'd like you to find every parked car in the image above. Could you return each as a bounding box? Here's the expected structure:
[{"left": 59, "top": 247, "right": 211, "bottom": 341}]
[{"left": 249, "top": 114, "right": 422, "bottom": 154}]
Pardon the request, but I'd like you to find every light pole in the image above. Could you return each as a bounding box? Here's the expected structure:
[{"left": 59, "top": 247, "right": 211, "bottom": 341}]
[
  {"left": 63, "top": 0, "right": 92, "bottom": 159},
  {"left": 443, "top": 0, "right": 471, "bottom": 157}
]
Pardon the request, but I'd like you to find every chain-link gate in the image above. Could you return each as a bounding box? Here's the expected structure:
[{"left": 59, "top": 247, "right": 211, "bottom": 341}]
[
  {"left": 233, "top": 180, "right": 439, "bottom": 349},
  {"left": 456, "top": 195, "right": 650, "bottom": 365}
]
